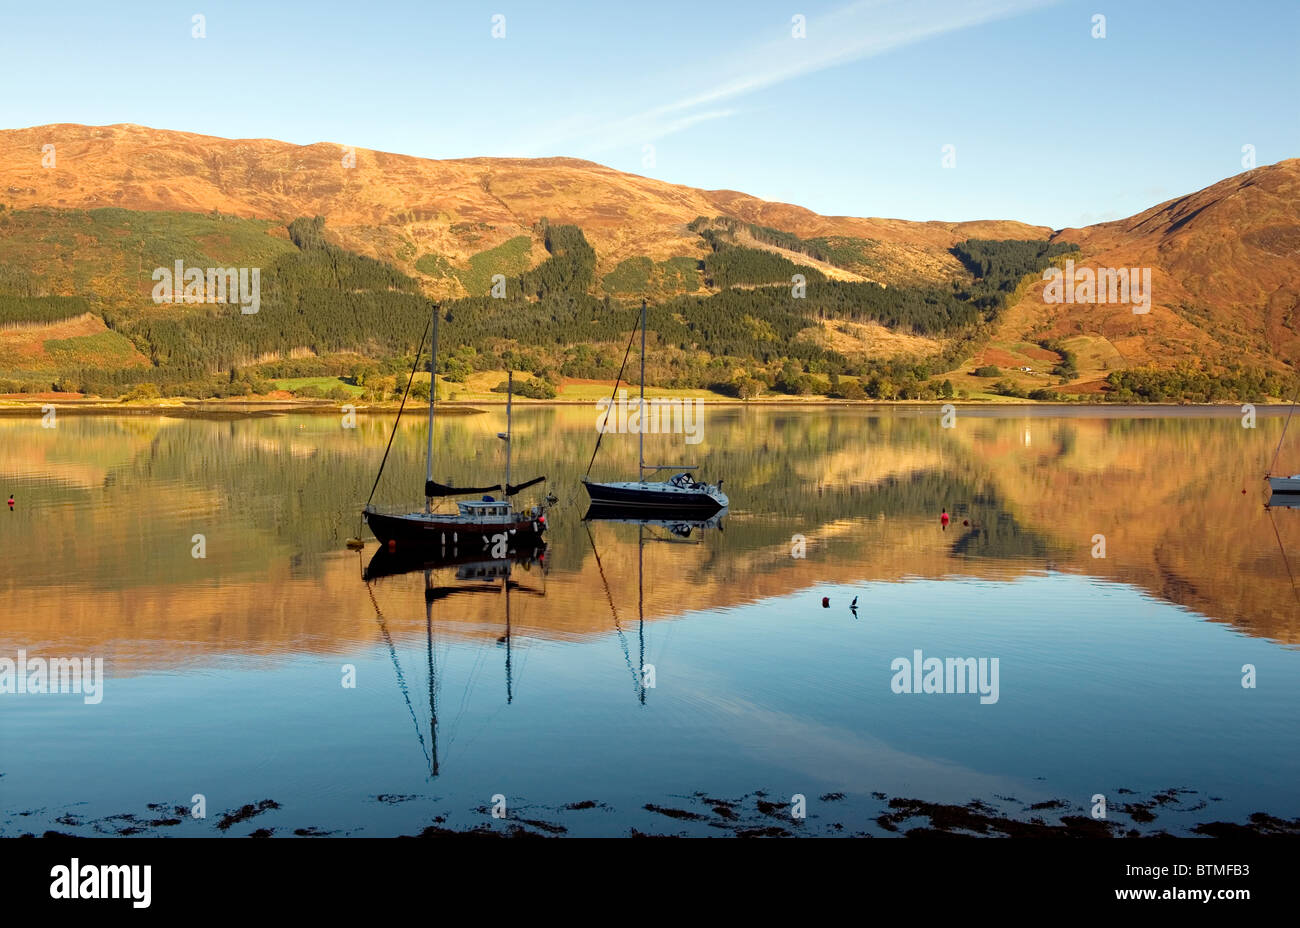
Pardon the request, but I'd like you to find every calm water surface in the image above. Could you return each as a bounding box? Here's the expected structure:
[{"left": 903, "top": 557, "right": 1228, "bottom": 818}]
[{"left": 2, "top": 406, "right": 1298, "bottom": 836}]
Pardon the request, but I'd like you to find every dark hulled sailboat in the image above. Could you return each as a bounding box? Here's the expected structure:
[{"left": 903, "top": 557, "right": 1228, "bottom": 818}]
[{"left": 363, "top": 303, "right": 547, "bottom": 549}]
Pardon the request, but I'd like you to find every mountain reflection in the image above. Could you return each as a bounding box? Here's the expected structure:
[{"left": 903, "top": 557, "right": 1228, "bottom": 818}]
[{"left": 2, "top": 406, "right": 1298, "bottom": 675}]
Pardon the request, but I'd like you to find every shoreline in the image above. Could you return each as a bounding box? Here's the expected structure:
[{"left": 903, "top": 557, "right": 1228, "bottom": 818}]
[
  {"left": 10, "top": 783, "right": 1297, "bottom": 839},
  {"left": 0, "top": 396, "right": 1296, "bottom": 419}
]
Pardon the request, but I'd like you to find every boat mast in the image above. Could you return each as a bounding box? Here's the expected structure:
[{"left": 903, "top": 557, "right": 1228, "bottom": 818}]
[
  {"left": 1268, "top": 380, "right": 1299, "bottom": 477},
  {"left": 634, "top": 297, "right": 696, "bottom": 482},
  {"left": 639, "top": 299, "right": 646, "bottom": 483},
  {"left": 425, "top": 303, "right": 439, "bottom": 514},
  {"left": 504, "top": 371, "right": 513, "bottom": 493}
]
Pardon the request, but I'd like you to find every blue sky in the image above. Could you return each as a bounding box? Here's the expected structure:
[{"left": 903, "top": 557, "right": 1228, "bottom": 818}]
[{"left": 2, "top": 0, "right": 1296, "bottom": 228}]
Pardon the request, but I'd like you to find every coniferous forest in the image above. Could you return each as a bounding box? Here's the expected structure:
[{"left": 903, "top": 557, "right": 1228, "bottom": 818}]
[{"left": 0, "top": 205, "right": 1291, "bottom": 402}]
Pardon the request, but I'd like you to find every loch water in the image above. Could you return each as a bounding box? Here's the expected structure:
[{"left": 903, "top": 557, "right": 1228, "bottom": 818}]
[{"left": 2, "top": 405, "right": 1298, "bottom": 836}]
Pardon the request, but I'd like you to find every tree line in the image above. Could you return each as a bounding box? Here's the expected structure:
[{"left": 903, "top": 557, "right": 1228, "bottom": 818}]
[{"left": 3, "top": 211, "right": 1122, "bottom": 402}]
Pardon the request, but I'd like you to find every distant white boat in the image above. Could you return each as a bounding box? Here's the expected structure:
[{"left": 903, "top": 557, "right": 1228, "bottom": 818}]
[{"left": 582, "top": 299, "right": 728, "bottom": 515}]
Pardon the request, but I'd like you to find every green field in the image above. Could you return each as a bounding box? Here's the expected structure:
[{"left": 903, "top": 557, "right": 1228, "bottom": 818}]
[
  {"left": 552, "top": 382, "right": 725, "bottom": 401},
  {"left": 271, "top": 376, "right": 364, "bottom": 397}
]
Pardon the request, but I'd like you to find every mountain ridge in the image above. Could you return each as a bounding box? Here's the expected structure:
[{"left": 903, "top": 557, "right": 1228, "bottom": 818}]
[
  {"left": 0, "top": 122, "right": 1051, "bottom": 280},
  {"left": 0, "top": 123, "right": 1297, "bottom": 400}
]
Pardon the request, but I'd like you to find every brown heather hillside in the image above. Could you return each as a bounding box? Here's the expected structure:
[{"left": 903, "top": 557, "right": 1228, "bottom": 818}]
[
  {"left": 0, "top": 123, "right": 1046, "bottom": 296},
  {"left": 0, "top": 124, "right": 1296, "bottom": 383},
  {"left": 989, "top": 159, "right": 1300, "bottom": 384}
]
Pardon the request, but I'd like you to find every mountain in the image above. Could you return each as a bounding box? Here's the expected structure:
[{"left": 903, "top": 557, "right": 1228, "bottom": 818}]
[
  {"left": 0, "top": 123, "right": 1046, "bottom": 291},
  {"left": 0, "top": 123, "right": 1296, "bottom": 400},
  {"left": 975, "top": 159, "right": 1300, "bottom": 392}
]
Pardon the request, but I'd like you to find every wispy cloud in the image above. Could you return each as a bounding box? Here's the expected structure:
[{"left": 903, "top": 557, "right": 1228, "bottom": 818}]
[{"left": 524, "top": 0, "right": 1057, "bottom": 156}]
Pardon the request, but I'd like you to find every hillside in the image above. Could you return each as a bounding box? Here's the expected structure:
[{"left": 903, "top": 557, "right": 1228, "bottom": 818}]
[
  {"left": 0, "top": 123, "right": 1046, "bottom": 296},
  {"left": 0, "top": 123, "right": 1296, "bottom": 402},
  {"left": 960, "top": 160, "right": 1300, "bottom": 396}
]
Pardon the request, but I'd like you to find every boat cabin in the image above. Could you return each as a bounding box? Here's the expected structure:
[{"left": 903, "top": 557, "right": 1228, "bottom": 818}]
[{"left": 457, "top": 497, "right": 511, "bottom": 518}]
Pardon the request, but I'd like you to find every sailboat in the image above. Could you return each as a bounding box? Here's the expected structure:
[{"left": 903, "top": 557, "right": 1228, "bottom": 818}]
[
  {"left": 581, "top": 300, "right": 729, "bottom": 514},
  {"left": 363, "top": 302, "right": 547, "bottom": 549}
]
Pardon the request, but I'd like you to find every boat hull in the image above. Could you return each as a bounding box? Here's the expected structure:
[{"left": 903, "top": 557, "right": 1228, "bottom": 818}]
[
  {"left": 364, "top": 509, "right": 546, "bottom": 548},
  {"left": 1268, "top": 475, "right": 1300, "bottom": 494},
  {"left": 582, "top": 478, "right": 727, "bottom": 514}
]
